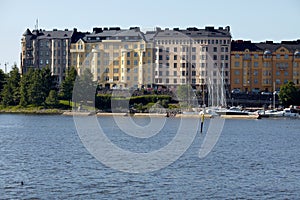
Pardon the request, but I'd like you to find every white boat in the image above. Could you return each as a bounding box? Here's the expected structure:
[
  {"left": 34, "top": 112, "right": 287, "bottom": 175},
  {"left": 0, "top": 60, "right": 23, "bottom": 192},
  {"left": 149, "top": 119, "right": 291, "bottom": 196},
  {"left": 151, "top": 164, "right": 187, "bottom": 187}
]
[
  {"left": 259, "top": 108, "right": 299, "bottom": 118},
  {"left": 215, "top": 106, "right": 249, "bottom": 116}
]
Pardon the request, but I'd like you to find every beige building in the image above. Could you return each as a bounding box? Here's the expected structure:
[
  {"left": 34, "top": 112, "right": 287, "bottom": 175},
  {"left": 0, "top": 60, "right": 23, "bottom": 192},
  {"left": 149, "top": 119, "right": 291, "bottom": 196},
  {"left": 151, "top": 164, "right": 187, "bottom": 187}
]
[
  {"left": 70, "top": 27, "right": 154, "bottom": 89},
  {"left": 152, "top": 26, "right": 231, "bottom": 91}
]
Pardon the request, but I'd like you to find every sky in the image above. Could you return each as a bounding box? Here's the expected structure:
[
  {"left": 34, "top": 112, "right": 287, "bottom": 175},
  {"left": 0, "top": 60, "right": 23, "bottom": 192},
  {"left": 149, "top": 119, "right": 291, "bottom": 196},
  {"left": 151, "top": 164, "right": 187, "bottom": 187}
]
[{"left": 0, "top": 0, "right": 299, "bottom": 72}]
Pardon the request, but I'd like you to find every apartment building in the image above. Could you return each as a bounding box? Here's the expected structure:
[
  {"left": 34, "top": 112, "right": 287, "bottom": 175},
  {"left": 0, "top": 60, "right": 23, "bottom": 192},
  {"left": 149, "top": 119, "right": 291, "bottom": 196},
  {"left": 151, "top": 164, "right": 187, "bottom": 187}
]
[
  {"left": 70, "top": 27, "right": 154, "bottom": 89},
  {"left": 152, "top": 26, "right": 231, "bottom": 91},
  {"left": 231, "top": 40, "right": 300, "bottom": 92},
  {"left": 21, "top": 28, "right": 75, "bottom": 83}
]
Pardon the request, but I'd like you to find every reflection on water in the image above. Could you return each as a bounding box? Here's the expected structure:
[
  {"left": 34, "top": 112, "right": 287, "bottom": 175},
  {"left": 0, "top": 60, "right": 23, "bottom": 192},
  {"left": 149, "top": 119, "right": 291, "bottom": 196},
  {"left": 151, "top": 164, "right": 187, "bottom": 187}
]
[{"left": 0, "top": 114, "right": 300, "bottom": 199}]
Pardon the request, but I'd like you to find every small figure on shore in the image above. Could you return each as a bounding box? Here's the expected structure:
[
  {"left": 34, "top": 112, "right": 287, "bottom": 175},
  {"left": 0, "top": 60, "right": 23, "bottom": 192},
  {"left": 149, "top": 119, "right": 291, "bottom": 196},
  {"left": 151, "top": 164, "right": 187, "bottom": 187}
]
[{"left": 21, "top": 181, "right": 24, "bottom": 186}]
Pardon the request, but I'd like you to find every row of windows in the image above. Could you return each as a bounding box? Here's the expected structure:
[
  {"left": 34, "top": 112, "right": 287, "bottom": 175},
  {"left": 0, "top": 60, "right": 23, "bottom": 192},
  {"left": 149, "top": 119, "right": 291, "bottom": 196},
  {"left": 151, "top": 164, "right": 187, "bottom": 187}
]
[
  {"left": 156, "top": 39, "right": 230, "bottom": 45},
  {"left": 75, "top": 43, "right": 146, "bottom": 50},
  {"left": 234, "top": 70, "right": 291, "bottom": 76},
  {"left": 235, "top": 53, "right": 295, "bottom": 59},
  {"left": 158, "top": 54, "right": 229, "bottom": 61},
  {"left": 155, "top": 70, "right": 229, "bottom": 77},
  {"left": 39, "top": 40, "right": 68, "bottom": 48},
  {"left": 155, "top": 78, "right": 228, "bottom": 84},
  {"left": 157, "top": 62, "right": 229, "bottom": 69},
  {"left": 27, "top": 50, "right": 68, "bottom": 57},
  {"left": 93, "top": 67, "right": 152, "bottom": 74},
  {"left": 39, "top": 59, "right": 68, "bottom": 65},
  {"left": 159, "top": 46, "right": 229, "bottom": 53},
  {"left": 234, "top": 77, "right": 292, "bottom": 85}
]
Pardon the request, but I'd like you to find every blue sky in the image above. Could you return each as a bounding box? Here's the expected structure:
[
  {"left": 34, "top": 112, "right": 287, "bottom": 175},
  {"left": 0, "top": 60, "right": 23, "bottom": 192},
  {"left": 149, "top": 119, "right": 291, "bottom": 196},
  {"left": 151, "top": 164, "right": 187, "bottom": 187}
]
[{"left": 0, "top": 0, "right": 299, "bottom": 72}]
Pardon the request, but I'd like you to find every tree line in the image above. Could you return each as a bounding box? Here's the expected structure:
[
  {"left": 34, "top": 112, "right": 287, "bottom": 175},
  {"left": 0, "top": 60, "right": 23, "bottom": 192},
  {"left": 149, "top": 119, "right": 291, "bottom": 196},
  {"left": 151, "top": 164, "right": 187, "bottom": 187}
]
[
  {"left": 1, "top": 65, "right": 300, "bottom": 110},
  {"left": 0, "top": 66, "right": 78, "bottom": 108}
]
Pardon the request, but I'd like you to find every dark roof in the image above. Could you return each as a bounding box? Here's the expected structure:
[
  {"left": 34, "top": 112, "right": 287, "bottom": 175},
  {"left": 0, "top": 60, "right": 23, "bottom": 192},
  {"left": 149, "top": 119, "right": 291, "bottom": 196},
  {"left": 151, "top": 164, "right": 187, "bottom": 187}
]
[
  {"left": 232, "top": 40, "right": 300, "bottom": 53},
  {"left": 23, "top": 28, "right": 32, "bottom": 36},
  {"left": 154, "top": 26, "right": 231, "bottom": 40},
  {"left": 82, "top": 27, "right": 146, "bottom": 43}
]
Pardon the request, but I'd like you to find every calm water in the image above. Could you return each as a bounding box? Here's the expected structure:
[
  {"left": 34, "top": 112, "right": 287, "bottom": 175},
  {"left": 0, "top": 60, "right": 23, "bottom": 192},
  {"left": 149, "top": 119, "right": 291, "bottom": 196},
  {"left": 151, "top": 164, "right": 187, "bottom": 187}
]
[{"left": 1, "top": 114, "right": 300, "bottom": 199}]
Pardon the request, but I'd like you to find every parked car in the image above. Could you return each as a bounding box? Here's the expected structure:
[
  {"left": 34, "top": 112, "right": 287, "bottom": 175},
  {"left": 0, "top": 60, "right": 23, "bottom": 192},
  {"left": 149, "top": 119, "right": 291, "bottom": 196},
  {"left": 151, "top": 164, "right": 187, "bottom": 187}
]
[
  {"left": 231, "top": 89, "right": 241, "bottom": 94},
  {"left": 261, "top": 91, "right": 273, "bottom": 95}
]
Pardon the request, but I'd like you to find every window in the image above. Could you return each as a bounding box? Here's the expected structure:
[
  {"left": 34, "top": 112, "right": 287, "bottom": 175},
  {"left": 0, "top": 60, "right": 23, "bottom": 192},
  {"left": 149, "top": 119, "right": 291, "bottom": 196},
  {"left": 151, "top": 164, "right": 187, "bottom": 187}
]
[
  {"left": 174, "top": 63, "right": 177, "bottom": 68},
  {"left": 113, "top": 76, "right": 119, "bottom": 81},
  {"left": 234, "top": 78, "right": 240, "bottom": 84},
  {"left": 276, "top": 54, "right": 281, "bottom": 59},
  {"left": 192, "top": 71, "right": 196, "bottom": 76},
  {"left": 113, "top": 68, "right": 119, "bottom": 73},
  {"left": 174, "top": 47, "right": 177, "bottom": 52},
  {"left": 213, "top": 55, "right": 217, "bottom": 60},
  {"left": 234, "top": 70, "right": 240, "bottom": 75},
  {"left": 127, "top": 52, "right": 131, "bottom": 57},
  {"left": 284, "top": 54, "right": 289, "bottom": 59},
  {"left": 254, "top": 62, "right": 258, "bottom": 67},
  {"left": 192, "top": 47, "right": 196, "bottom": 52},
  {"left": 276, "top": 71, "right": 280, "bottom": 76},
  {"left": 134, "top": 52, "right": 138, "bottom": 57},
  {"left": 127, "top": 60, "right": 130, "bottom": 65},
  {"left": 235, "top": 54, "right": 240, "bottom": 58},
  {"left": 213, "top": 47, "right": 217, "bottom": 52},
  {"left": 134, "top": 60, "right": 138, "bottom": 66},
  {"left": 284, "top": 71, "right": 289, "bottom": 76},
  {"left": 253, "top": 70, "right": 258, "bottom": 76},
  {"left": 192, "top": 55, "right": 196, "bottom": 60},
  {"left": 254, "top": 54, "right": 259, "bottom": 59}
]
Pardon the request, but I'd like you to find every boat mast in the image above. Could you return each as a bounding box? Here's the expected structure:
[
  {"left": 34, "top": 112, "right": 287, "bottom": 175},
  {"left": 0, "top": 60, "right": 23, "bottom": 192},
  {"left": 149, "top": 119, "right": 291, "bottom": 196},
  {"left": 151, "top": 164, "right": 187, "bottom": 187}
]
[{"left": 273, "top": 81, "right": 276, "bottom": 109}]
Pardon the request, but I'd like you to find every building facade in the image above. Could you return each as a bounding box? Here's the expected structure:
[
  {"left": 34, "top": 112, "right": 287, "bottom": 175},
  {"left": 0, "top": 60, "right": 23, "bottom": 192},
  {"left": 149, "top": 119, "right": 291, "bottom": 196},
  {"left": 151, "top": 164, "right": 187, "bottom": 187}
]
[
  {"left": 21, "top": 28, "right": 75, "bottom": 83},
  {"left": 152, "top": 26, "right": 231, "bottom": 91},
  {"left": 70, "top": 27, "right": 154, "bottom": 89},
  {"left": 231, "top": 40, "right": 300, "bottom": 93}
]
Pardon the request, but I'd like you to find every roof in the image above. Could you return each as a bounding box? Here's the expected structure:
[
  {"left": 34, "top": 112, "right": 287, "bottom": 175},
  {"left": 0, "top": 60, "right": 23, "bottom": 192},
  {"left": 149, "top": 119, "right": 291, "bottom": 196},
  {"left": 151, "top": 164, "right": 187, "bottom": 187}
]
[
  {"left": 231, "top": 40, "right": 300, "bottom": 53},
  {"left": 153, "top": 26, "right": 231, "bottom": 40},
  {"left": 82, "top": 28, "right": 146, "bottom": 43}
]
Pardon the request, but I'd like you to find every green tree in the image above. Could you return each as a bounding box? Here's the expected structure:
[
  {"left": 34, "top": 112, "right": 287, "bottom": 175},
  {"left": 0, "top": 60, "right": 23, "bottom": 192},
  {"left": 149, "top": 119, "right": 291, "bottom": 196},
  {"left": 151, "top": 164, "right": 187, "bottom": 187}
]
[
  {"left": 0, "top": 69, "right": 7, "bottom": 93},
  {"left": 1, "top": 67, "right": 21, "bottom": 106},
  {"left": 19, "top": 69, "right": 33, "bottom": 106},
  {"left": 60, "top": 67, "right": 77, "bottom": 106},
  {"left": 45, "top": 90, "right": 59, "bottom": 107},
  {"left": 40, "top": 67, "right": 55, "bottom": 99},
  {"left": 73, "top": 68, "right": 96, "bottom": 107},
  {"left": 279, "top": 81, "right": 299, "bottom": 107}
]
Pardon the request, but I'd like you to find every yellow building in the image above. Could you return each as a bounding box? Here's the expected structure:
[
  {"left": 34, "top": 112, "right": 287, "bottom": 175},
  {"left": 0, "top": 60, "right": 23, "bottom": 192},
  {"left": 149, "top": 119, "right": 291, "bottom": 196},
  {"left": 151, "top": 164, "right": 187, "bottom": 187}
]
[
  {"left": 70, "top": 27, "right": 154, "bottom": 89},
  {"left": 231, "top": 40, "right": 300, "bottom": 93}
]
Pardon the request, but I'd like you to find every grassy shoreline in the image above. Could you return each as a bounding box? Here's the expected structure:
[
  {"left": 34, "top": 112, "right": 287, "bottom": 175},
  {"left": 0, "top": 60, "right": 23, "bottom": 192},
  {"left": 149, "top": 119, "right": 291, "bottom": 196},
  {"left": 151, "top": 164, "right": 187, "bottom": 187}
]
[{"left": 0, "top": 107, "right": 66, "bottom": 115}]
